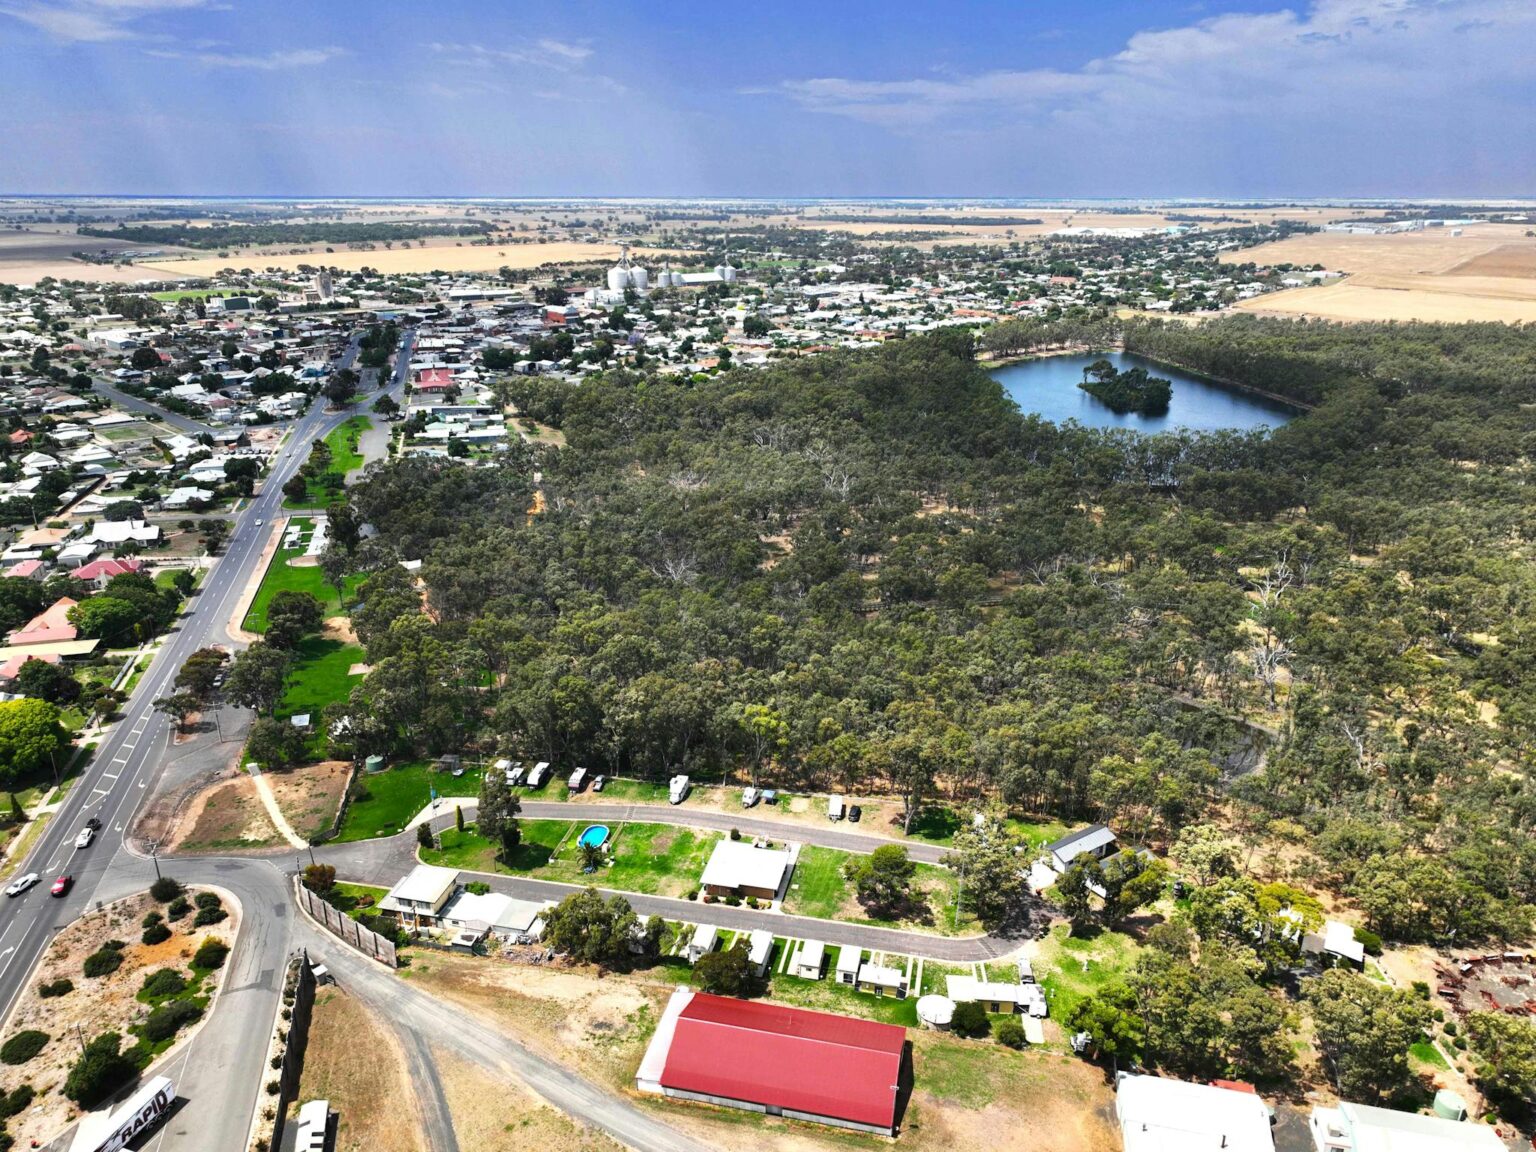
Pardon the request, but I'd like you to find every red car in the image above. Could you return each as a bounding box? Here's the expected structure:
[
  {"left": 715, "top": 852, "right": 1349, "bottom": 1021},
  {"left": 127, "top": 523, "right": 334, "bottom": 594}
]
[{"left": 50, "top": 875, "right": 71, "bottom": 898}]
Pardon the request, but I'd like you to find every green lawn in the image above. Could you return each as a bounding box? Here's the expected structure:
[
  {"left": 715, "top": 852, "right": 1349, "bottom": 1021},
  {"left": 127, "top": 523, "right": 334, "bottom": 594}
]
[
  {"left": 242, "top": 519, "right": 364, "bottom": 632},
  {"left": 581, "top": 778, "right": 672, "bottom": 804},
  {"left": 422, "top": 819, "right": 719, "bottom": 898},
  {"left": 784, "top": 846, "right": 847, "bottom": 919},
  {"left": 284, "top": 416, "right": 372, "bottom": 507},
  {"left": 766, "top": 957, "right": 920, "bottom": 1027},
  {"left": 904, "top": 805, "right": 1069, "bottom": 849},
  {"left": 1036, "top": 923, "right": 1142, "bottom": 1022},
  {"left": 782, "top": 845, "right": 977, "bottom": 935},
  {"left": 277, "top": 637, "right": 366, "bottom": 720},
  {"left": 324, "top": 882, "right": 390, "bottom": 919},
  {"left": 332, "top": 762, "right": 483, "bottom": 842},
  {"left": 150, "top": 288, "right": 244, "bottom": 301},
  {"left": 1411, "top": 1039, "right": 1451, "bottom": 1070}
]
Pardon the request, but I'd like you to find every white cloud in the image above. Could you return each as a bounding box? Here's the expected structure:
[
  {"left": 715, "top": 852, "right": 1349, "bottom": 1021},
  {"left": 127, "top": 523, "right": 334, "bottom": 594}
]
[
  {"left": 145, "top": 45, "right": 345, "bottom": 69},
  {"left": 765, "top": 0, "right": 1536, "bottom": 132},
  {"left": 0, "top": 0, "right": 208, "bottom": 42},
  {"left": 429, "top": 37, "right": 593, "bottom": 71}
]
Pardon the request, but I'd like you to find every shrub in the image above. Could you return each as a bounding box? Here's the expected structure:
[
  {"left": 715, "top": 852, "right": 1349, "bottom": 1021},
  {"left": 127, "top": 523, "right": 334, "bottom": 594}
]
[
  {"left": 166, "top": 896, "right": 191, "bottom": 920},
  {"left": 994, "top": 1017, "right": 1027, "bottom": 1049},
  {"left": 465, "top": 881, "right": 490, "bottom": 895},
  {"left": 416, "top": 823, "right": 433, "bottom": 849},
  {"left": 270, "top": 1055, "right": 281, "bottom": 1070},
  {"left": 63, "top": 1032, "right": 136, "bottom": 1106},
  {"left": 140, "top": 968, "right": 187, "bottom": 999},
  {"left": 729, "top": 827, "right": 741, "bottom": 841},
  {"left": 1444, "top": 1020, "right": 1459, "bottom": 1036},
  {"left": 38, "top": 978, "right": 73, "bottom": 999},
  {"left": 194, "top": 891, "right": 222, "bottom": 911},
  {"left": 150, "top": 877, "right": 184, "bottom": 902},
  {"left": 140, "top": 999, "right": 202, "bottom": 1043},
  {"left": 83, "top": 949, "right": 123, "bottom": 978},
  {"left": 686, "top": 887, "right": 699, "bottom": 901},
  {"left": 265, "top": 1079, "right": 281, "bottom": 1096},
  {"left": 102, "top": 939, "right": 126, "bottom": 952},
  {"left": 1353, "top": 927, "right": 1383, "bottom": 956},
  {"left": 141, "top": 923, "right": 171, "bottom": 946},
  {"left": 0, "top": 1084, "right": 34, "bottom": 1119},
  {"left": 0, "top": 1031, "right": 49, "bottom": 1065},
  {"left": 745, "top": 896, "right": 760, "bottom": 909},
  {"left": 194, "top": 906, "right": 228, "bottom": 927},
  {"left": 951, "top": 1001, "right": 989, "bottom": 1038},
  {"left": 141, "top": 911, "right": 164, "bottom": 929},
  {"left": 193, "top": 938, "right": 229, "bottom": 971}
]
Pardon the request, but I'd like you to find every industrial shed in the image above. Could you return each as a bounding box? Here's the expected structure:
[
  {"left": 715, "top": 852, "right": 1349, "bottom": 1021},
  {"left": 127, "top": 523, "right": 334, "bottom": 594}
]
[{"left": 637, "top": 988, "right": 909, "bottom": 1136}]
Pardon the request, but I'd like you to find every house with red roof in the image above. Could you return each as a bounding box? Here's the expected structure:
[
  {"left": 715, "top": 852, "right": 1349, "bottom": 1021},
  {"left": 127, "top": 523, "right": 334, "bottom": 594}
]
[
  {"left": 70, "top": 556, "right": 145, "bottom": 590},
  {"left": 636, "top": 988, "right": 908, "bottom": 1136},
  {"left": 413, "top": 366, "right": 455, "bottom": 392},
  {"left": 8, "top": 597, "right": 80, "bottom": 647}
]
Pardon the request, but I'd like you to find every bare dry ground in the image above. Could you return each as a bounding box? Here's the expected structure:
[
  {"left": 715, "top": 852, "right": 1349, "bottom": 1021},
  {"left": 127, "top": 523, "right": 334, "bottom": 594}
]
[
  {"left": 266, "top": 761, "right": 352, "bottom": 843},
  {"left": 170, "top": 773, "right": 283, "bottom": 853},
  {"left": 434, "top": 1046, "right": 625, "bottom": 1152},
  {"left": 0, "top": 888, "right": 238, "bottom": 1150},
  {"left": 137, "top": 242, "right": 693, "bottom": 279},
  {"left": 1224, "top": 224, "right": 1536, "bottom": 322},
  {"left": 403, "top": 951, "right": 1118, "bottom": 1152},
  {"left": 293, "top": 986, "right": 424, "bottom": 1152}
]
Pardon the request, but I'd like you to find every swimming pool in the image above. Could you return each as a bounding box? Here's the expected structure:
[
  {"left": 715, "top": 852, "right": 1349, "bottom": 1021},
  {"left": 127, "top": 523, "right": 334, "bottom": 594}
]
[{"left": 578, "top": 825, "right": 610, "bottom": 850}]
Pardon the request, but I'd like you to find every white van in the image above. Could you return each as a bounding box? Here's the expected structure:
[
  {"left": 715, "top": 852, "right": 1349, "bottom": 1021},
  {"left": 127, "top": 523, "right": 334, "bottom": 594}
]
[
  {"left": 828, "top": 794, "right": 846, "bottom": 821},
  {"left": 568, "top": 767, "right": 587, "bottom": 791}
]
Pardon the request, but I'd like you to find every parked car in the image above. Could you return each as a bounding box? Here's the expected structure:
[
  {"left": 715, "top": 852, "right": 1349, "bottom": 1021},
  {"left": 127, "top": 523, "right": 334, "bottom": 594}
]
[
  {"left": 742, "top": 787, "right": 759, "bottom": 808},
  {"left": 848, "top": 804, "right": 863, "bottom": 823},
  {"left": 75, "top": 827, "right": 94, "bottom": 849},
  {"left": 592, "top": 775, "right": 607, "bottom": 792},
  {"left": 51, "top": 875, "right": 72, "bottom": 898},
  {"left": 5, "top": 873, "right": 38, "bottom": 897}
]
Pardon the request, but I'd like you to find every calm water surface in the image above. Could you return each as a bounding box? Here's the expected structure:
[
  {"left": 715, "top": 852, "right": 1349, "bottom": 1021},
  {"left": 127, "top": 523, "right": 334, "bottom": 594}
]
[{"left": 990, "top": 351, "right": 1298, "bottom": 433}]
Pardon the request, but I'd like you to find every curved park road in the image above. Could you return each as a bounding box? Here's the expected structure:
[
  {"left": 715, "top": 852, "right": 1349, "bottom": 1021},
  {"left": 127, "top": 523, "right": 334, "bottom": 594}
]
[{"left": 314, "top": 804, "right": 1026, "bottom": 964}]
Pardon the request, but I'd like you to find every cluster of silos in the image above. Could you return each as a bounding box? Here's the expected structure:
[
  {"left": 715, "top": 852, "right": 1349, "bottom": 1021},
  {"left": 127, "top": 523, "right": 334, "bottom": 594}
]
[
  {"left": 654, "top": 266, "right": 686, "bottom": 288},
  {"left": 714, "top": 261, "right": 738, "bottom": 282},
  {"left": 607, "top": 259, "right": 649, "bottom": 292}
]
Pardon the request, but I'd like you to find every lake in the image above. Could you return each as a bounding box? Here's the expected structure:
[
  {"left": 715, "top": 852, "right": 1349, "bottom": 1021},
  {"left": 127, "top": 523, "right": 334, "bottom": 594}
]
[{"left": 989, "top": 350, "right": 1299, "bottom": 433}]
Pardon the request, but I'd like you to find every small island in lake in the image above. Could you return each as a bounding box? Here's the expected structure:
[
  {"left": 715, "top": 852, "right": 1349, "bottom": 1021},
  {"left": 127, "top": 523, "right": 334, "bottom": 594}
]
[{"left": 1078, "top": 358, "right": 1173, "bottom": 415}]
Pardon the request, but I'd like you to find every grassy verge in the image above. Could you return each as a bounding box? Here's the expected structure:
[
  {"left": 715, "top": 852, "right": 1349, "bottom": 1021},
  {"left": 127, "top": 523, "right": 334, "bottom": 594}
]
[
  {"left": 284, "top": 416, "right": 372, "bottom": 508},
  {"left": 333, "top": 762, "right": 482, "bottom": 842},
  {"left": 324, "top": 882, "right": 390, "bottom": 919},
  {"left": 243, "top": 519, "right": 364, "bottom": 632},
  {"left": 276, "top": 636, "right": 366, "bottom": 742},
  {"left": 3, "top": 814, "right": 51, "bottom": 877},
  {"left": 422, "top": 819, "right": 718, "bottom": 898}
]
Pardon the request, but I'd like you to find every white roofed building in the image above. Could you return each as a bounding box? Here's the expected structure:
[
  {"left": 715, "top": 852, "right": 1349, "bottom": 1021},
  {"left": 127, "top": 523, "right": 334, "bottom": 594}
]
[
  {"left": 699, "top": 840, "right": 792, "bottom": 902},
  {"left": 1116, "top": 1074, "right": 1275, "bottom": 1152}
]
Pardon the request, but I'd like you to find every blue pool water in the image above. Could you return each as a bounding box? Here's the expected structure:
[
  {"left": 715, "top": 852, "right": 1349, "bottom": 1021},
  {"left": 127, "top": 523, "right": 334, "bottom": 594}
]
[
  {"left": 989, "top": 350, "right": 1300, "bottom": 433},
  {"left": 578, "top": 825, "right": 610, "bottom": 850}
]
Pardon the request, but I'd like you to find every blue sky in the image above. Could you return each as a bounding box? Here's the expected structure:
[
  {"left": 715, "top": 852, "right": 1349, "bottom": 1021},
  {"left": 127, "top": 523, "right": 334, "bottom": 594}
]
[{"left": 0, "top": 0, "right": 1531, "bottom": 197}]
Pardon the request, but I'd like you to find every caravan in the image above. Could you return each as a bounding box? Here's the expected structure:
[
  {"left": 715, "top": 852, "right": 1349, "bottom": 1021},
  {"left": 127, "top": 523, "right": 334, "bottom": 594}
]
[{"left": 669, "top": 775, "right": 690, "bottom": 804}]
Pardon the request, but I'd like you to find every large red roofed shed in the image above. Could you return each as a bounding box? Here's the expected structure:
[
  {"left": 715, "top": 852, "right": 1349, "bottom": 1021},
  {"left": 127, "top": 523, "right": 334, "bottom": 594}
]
[{"left": 639, "top": 988, "right": 907, "bottom": 1135}]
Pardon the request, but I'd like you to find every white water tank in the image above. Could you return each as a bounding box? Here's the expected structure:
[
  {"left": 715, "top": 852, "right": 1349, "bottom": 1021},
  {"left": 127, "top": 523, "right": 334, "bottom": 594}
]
[{"left": 630, "top": 266, "right": 649, "bottom": 291}]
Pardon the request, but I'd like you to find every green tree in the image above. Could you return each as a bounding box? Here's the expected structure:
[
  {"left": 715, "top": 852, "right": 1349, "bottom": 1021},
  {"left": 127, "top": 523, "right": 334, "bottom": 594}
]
[
  {"left": 476, "top": 766, "right": 520, "bottom": 844},
  {"left": 152, "top": 692, "right": 200, "bottom": 732},
  {"left": 1056, "top": 858, "right": 1100, "bottom": 935},
  {"left": 843, "top": 844, "right": 916, "bottom": 918},
  {"left": 1099, "top": 850, "right": 1167, "bottom": 928},
  {"left": 245, "top": 716, "right": 306, "bottom": 769},
  {"left": 1066, "top": 983, "right": 1145, "bottom": 1061},
  {"left": 1464, "top": 1011, "right": 1536, "bottom": 1108},
  {"left": 943, "top": 814, "right": 1032, "bottom": 931},
  {"left": 264, "top": 590, "right": 324, "bottom": 650},
  {"left": 224, "top": 643, "right": 291, "bottom": 715},
  {"left": 175, "top": 647, "right": 229, "bottom": 702},
  {"left": 540, "top": 888, "right": 640, "bottom": 971},
  {"left": 66, "top": 596, "right": 141, "bottom": 642},
  {"left": 694, "top": 940, "right": 759, "bottom": 997},
  {"left": 62, "top": 1031, "right": 136, "bottom": 1106},
  {"left": 1305, "top": 969, "right": 1431, "bottom": 1102},
  {"left": 0, "top": 699, "right": 68, "bottom": 788}
]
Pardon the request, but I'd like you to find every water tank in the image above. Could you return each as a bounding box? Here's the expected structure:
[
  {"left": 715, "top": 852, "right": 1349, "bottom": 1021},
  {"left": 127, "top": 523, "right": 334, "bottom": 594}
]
[
  {"left": 607, "top": 265, "right": 629, "bottom": 292},
  {"left": 916, "top": 995, "right": 955, "bottom": 1030},
  {"left": 364, "top": 754, "right": 385, "bottom": 774},
  {"left": 1432, "top": 1089, "right": 1468, "bottom": 1121},
  {"left": 630, "top": 266, "right": 649, "bottom": 291}
]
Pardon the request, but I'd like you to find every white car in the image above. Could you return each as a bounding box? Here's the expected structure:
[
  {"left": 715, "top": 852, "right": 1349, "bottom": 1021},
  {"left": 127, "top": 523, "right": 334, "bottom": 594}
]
[
  {"left": 75, "top": 827, "right": 95, "bottom": 849},
  {"left": 5, "top": 873, "right": 38, "bottom": 897},
  {"left": 255, "top": 518, "right": 264, "bottom": 527}
]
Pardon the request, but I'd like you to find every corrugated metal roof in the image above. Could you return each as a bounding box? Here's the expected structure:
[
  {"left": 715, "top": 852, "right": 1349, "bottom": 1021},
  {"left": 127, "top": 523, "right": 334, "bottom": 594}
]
[{"left": 661, "top": 993, "right": 904, "bottom": 1130}]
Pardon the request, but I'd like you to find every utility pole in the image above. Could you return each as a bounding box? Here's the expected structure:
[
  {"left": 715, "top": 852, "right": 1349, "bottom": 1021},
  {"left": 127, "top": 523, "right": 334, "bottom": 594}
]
[{"left": 150, "top": 842, "right": 161, "bottom": 881}]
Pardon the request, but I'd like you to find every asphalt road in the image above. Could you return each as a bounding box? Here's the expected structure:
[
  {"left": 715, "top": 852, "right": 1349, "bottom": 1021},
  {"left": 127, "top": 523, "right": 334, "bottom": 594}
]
[
  {"left": 0, "top": 332, "right": 391, "bottom": 1152},
  {"left": 90, "top": 377, "right": 219, "bottom": 437},
  {"left": 316, "top": 804, "right": 1026, "bottom": 962}
]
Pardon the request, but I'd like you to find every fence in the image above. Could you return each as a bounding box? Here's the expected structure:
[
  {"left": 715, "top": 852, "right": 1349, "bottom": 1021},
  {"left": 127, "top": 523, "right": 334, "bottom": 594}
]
[
  {"left": 295, "top": 883, "right": 398, "bottom": 967},
  {"left": 310, "top": 761, "right": 361, "bottom": 845},
  {"left": 251, "top": 950, "right": 316, "bottom": 1152}
]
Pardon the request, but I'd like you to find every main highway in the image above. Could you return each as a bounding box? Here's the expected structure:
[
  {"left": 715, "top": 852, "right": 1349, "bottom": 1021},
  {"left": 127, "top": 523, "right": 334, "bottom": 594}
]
[{"left": 0, "top": 329, "right": 413, "bottom": 1151}]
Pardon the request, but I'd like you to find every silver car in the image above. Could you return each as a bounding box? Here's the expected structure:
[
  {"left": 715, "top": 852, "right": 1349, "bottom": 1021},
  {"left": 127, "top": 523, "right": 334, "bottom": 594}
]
[{"left": 5, "top": 873, "right": 38, "bottom": 897}]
